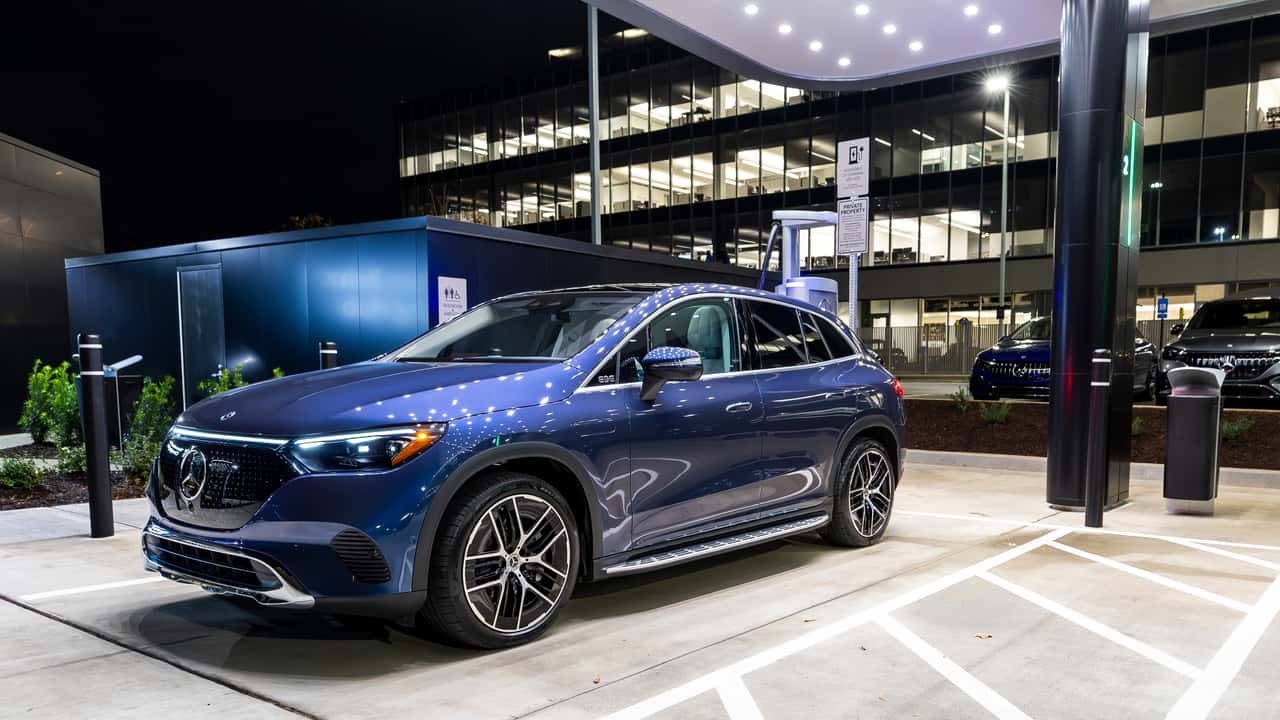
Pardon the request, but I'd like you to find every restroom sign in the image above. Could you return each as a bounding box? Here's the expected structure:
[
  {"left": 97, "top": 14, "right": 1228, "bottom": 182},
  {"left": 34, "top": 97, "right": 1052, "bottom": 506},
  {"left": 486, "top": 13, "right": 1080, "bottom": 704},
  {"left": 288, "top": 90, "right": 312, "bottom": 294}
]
[
  {"left": 837, "top": 137, "right": 870, "bottom": 199},
  {"left": 438, "top": 276, "right": 468, "bottom": 324}
]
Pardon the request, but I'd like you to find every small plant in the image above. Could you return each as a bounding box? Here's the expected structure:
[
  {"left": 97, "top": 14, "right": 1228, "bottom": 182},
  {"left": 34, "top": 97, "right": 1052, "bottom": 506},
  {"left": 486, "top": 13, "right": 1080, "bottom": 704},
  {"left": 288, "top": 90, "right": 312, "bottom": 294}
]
[
  {"left": 272, "top": 367, "right": 285, "bottom": 379},
  {"left": 57, "top": 444, "right": 87, "bottom": 475},
  {"left": 0, "top": 457, "right": 41, "bottom": 490},
  {"left": 949, "top": 386, "right": 972, "bottom": 414},
  {"left": 1221, "top": 415, "right": 1254, "bottom": 443},
  {"left": 122, "top": 375, "right": 177, "bottom": 482},
  {"left": 1131, "top": 415, "right": 1144, "bottom": 437},
  {"left": 979, "top": 401, "right": 1012, "bottom": 425},
  {"left": 18, "top": 360, "right": 81, "bottom": 445},
  {"left": 198, "top": 365, "right": 247, "bottom": 397}
]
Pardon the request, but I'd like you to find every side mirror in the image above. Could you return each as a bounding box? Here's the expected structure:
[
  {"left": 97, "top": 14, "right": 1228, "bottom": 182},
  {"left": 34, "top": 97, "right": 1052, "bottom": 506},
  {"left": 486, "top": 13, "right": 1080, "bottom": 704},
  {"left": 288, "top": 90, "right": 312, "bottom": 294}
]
[
  {"left": 866, "top": 349, "right": 882, "bottom": 364},
  {"left": 1169, "top": 323, "right": 1185, "bottom": 336},
  {"left": 639, "top": 347, "right": 703, "bottom": 402},
  {"left": 997, "top": 335, "right": 1013, "bottom": 346}
]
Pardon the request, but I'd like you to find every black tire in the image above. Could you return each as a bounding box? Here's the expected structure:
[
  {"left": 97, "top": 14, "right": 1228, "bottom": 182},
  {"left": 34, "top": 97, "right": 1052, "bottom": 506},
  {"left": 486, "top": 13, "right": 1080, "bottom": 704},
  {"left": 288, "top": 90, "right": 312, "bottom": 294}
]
[
  {"left": 822, "top": 438, "right": 897, "bottom": 548},
  {"left": 418, "top": 471, "right": 579, "bottom": 649}
]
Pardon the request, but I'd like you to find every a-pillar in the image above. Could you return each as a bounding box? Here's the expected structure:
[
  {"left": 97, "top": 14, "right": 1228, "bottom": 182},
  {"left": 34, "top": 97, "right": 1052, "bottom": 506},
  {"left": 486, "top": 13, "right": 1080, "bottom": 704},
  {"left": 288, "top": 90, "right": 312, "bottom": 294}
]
[{"left": 1047, "top": 0, "right": 1149, "bottom": 508}]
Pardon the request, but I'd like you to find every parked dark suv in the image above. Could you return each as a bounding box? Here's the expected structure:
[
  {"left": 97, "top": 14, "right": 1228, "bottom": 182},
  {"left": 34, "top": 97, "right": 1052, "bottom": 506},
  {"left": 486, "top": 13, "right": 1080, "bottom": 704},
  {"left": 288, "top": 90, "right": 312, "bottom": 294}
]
[
  {"left": 142, "top": 284, "right": 906, "bottom": 648},
  {"left": 1157, "top": 291, "right": 1280, "bottom": 403}
]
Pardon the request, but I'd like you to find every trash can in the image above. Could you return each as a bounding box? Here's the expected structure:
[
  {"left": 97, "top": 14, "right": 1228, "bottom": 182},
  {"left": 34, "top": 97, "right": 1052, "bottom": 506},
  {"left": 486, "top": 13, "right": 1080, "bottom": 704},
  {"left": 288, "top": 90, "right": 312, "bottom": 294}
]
[{"left": 1163, "top": 366, "right": 1226, "bottom": 515}]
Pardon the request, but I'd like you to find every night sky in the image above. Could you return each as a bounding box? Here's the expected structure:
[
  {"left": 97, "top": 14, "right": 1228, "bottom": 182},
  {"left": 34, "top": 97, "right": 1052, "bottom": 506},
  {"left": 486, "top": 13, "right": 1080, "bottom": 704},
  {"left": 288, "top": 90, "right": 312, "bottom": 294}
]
[{"left": 1, "top": 0, "right": 591, "bottom": 252}]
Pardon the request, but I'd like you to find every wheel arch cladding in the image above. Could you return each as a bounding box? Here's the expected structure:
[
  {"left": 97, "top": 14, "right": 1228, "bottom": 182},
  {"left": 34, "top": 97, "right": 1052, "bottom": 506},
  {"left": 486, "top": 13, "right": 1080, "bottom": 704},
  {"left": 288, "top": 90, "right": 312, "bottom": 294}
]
[
  {"left": 410, "top": 442, "right": 599, "bottom": 592},
  {"left": 839, "top": 417, "right": 902, "bottom": 486}
]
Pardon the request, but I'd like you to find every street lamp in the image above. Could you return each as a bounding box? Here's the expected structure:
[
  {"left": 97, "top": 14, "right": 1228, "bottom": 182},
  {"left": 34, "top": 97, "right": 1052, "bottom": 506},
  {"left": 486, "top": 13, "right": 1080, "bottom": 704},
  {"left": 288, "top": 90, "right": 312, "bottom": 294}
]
[{"left": 986, "top": 73, "right": 1011, "bottom": 337}]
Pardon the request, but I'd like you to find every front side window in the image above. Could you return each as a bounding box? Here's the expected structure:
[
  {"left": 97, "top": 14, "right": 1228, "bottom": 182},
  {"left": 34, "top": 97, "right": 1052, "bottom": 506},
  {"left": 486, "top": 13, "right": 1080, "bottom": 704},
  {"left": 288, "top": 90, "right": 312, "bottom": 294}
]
[
  {"left": 395, "top": 292, "right": 646, "bottom": 362},
  {"left": 748, "top": 301, "right": 807, "bottom": 369},
  {"left": 613, "top": 297, "right": 743, "bottom": 384},
  {"left": 1010, "top": 317, "right": 1051, "bottom": 341}
]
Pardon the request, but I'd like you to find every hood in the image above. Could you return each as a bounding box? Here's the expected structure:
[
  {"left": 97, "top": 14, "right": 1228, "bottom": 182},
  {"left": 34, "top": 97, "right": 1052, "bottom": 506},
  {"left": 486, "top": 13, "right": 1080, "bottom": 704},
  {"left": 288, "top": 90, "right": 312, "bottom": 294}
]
[
  {"left": 177, "top": 360, "right": 588, "bottom": 437},
  {"left": 981, "top": 339, "right": 1050, "bottom": 361},
  {"left": 1171, "top": 329, "right": 1280, "bottom": 353}
]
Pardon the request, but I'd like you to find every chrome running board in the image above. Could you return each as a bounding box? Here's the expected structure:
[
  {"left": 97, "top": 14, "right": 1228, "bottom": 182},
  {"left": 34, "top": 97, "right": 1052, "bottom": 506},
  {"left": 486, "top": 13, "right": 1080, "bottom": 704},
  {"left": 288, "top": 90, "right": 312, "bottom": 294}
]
[{"left": 602, "top": 514, "right": 829, "bottom": 576}]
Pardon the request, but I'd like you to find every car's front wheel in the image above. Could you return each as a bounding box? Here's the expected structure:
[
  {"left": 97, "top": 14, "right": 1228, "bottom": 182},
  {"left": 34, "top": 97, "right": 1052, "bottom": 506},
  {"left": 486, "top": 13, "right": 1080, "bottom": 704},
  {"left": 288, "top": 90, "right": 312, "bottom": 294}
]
[
  {"left": 419, "top": 471, "right": 579, "bottom": 648},
  {"left": 822, "top": 438, "right": 896, "bottom": 548}
]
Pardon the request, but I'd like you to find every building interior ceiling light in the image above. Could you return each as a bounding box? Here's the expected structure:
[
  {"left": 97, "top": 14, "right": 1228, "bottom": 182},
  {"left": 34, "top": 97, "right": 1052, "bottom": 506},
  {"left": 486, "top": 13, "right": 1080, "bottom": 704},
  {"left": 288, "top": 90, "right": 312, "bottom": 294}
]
[{"left": 589, "top": 0, "right": 1264, "bottom": 85}]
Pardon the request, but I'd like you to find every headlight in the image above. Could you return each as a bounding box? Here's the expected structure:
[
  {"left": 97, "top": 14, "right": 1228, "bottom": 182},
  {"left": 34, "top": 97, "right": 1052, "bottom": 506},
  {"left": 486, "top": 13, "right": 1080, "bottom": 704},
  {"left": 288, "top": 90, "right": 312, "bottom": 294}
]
[
  {"left": 974, "top": 356, "right": 992, "bottom": 368},
  {"left": 1162, "top": 345, "right": 1187, "bottom": 361},
  {"left": 289, "top": 423, "right": 446, "bottom": 472}
]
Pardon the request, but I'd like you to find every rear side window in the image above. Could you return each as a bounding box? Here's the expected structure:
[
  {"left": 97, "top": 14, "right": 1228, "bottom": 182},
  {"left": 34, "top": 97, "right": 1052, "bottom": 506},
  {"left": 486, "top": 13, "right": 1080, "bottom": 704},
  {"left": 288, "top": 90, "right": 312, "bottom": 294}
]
[
  {"left": 748, "top": 301, "right": 807, "bottom": 369},
  {"left": 817, "top": 316, "right": 857, "bottom": 359},
  {"left": 800, "top": 313, "right": 833, "bottom": 362}
]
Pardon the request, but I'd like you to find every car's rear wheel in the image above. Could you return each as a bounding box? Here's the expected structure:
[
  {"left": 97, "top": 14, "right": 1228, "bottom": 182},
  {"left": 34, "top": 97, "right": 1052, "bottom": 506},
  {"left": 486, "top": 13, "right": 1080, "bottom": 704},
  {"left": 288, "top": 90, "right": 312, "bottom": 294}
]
[
  {"left": 822, "top": 438, "right": 896, "bottom": 548},
  {"left": 419, "top": 471, "right": 579, "bottom": 648}
]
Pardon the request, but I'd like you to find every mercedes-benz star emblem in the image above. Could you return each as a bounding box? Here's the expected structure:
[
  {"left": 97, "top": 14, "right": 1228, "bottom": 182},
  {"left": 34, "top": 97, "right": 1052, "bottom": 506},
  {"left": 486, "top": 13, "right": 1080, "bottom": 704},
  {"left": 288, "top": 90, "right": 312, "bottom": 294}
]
[
  {"left": 177, "top": 447, "right": 207, "bottom": 509},
  {"left": 220, "top": 410, "right": 236, "bottom": 422}
]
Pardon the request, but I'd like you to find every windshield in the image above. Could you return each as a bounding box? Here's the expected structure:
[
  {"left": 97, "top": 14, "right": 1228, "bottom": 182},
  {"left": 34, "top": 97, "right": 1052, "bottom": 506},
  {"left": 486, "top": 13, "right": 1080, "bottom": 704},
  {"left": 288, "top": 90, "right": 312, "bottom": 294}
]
[
  {"left": 393, "top": 292, "right": 646, "bottom": 362},
  {"left": 1009, "top": 317, "right": 1051, "bottom": 341},
  {"left": 1188, "top": 299, "right": 1280, "bottom": 331}
]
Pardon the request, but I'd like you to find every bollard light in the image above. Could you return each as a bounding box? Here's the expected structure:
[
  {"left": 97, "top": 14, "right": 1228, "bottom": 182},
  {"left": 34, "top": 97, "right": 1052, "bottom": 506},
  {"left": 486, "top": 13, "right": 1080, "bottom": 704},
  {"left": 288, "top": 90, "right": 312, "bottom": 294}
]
[
  {"left": 78, "top": 333, "right": 114, "bottom": 538},
  {"left": 319, "top": 341, "right": 338, "bottom": 370}
]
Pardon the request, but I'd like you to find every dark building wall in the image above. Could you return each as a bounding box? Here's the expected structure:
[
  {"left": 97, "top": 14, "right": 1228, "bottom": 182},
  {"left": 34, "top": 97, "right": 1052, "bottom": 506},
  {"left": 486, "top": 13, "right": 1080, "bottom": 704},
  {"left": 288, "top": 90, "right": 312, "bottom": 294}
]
[
  {"left": 1, "top": 133, "right": 103, "bottom": 431},
  {"left": 66, "top": 217, "right": 764, "bottom": 408}
]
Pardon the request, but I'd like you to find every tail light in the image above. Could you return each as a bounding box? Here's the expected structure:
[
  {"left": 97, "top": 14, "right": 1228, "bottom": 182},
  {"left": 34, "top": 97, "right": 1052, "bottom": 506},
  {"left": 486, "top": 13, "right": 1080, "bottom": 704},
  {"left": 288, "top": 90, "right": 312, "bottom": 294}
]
[{"left": 892, "top": 377, "right": 904, "bottom": 398}]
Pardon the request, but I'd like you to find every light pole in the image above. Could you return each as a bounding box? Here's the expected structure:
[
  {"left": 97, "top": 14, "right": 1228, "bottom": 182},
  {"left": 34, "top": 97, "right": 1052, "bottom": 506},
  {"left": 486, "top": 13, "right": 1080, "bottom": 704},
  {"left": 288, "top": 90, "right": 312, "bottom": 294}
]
[{"left": 986, "top": 74, "right": 1011, "bottom": 338}]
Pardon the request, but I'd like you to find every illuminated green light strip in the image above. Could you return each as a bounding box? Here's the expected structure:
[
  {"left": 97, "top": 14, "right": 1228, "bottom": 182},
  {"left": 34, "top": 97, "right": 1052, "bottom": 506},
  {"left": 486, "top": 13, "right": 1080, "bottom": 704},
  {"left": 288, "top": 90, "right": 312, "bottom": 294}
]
[{"left": 1125, "top": 119, "right": 1137, "bottom": 247}]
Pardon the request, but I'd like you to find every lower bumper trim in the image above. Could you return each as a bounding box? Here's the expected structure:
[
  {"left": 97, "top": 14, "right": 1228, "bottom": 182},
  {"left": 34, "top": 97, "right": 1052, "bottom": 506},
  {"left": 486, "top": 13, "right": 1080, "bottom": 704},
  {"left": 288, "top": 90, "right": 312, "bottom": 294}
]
[{"left": 142, "top": 529, "right": 315, "bottom": 609}]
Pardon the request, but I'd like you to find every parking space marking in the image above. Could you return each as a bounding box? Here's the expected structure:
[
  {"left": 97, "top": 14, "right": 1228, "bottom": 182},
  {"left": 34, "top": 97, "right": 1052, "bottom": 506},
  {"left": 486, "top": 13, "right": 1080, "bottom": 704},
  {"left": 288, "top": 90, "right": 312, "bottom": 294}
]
[
  {"left": 978, "top": 571, "right": 1202, "bottom": 680},
  {"left": 20, "top": 577, "right": 164, "bottom": 602},
  {"left": 604, "top": 528, "right": 1069, "bottom": 720},
  {"left": 1166, "top": 576, "right": 1280, "bottom": 720},
  {"left": 1163, "top": 538, "right": 1280, "bottom": 573},
  {"left": 877, "top": 614, "right": 1032, "bottom": 720},
  {"left": 898, "top": 510, "right": 1280, "bottom": 553},
  {"left": 715, "top": 676, "right": 764, "bottom": 720},
  {"left": 1048, "top": 541, "right": 1252, "bottom": 613}
]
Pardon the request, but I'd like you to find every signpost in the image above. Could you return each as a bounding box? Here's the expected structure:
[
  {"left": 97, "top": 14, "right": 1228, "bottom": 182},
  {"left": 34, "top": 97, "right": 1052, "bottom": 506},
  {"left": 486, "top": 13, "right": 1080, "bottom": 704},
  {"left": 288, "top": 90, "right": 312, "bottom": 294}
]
[
  {"left": 1157, "top": 295, "right": 1168, "bottom": 351},
  {"left": 836, "top": 137, "right": 870, "bottom": 331}
]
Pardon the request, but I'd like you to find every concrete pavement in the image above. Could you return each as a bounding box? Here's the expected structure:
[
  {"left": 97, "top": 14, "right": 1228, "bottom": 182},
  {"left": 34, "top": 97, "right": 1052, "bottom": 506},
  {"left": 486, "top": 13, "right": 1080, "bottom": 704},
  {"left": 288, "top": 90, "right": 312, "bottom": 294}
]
[{"left": 2, "top": 464, "right": 1279, "bottom": 719}]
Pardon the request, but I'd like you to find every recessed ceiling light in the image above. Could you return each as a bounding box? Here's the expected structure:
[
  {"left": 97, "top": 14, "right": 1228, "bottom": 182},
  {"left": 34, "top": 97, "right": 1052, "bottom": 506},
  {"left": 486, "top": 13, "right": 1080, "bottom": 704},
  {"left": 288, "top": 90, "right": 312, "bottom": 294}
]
[
  {"left": 809, "top": 40, "right": 823, "bottom": 51},
  {"left": 882, "top": 23, "right": 897, "bottom": 34},
  {"left": 909, "top": 40, "right": 923, "bottom": 52},
  {"left": 744, "top": 4, "right": 758, "bottom": 15},
  {"left": 838, "top": 56, "right": 851, "bottom": 67},
  {"left": 964, "top": 4, "right": 979, "bottom": 16},
  {"left": 854, "top": 4, "right": 870, "bottom": 15},
  {"left": 778, "top": 23, "right": 792, "bottom": 34},
  {"left": 988, "top": 23, "right": 1002, "bottom": 35}
]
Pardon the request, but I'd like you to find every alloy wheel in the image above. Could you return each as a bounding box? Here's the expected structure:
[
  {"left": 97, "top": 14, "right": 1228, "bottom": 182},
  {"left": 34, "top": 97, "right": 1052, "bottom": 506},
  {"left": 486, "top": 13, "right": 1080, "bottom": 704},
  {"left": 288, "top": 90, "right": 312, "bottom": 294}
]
[
  {"left": 461, "top": 493, "right": 572, "bottom": 635},
  {"left": 848, "top": 448, "right": 894, "bottom": 538}
]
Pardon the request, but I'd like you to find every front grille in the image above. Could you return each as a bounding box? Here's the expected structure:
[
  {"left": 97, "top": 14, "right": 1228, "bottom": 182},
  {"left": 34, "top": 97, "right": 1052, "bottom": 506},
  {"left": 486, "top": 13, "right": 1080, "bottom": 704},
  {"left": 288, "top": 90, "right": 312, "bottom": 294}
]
[
  {"left": 331, "top": 529, "right": 391, "bottom": 584},
  {"left": 144, "top": 534, "right": 280, "bottom": 591},
  {"left": 1184, "top": 351, "right": 1280, "bottom": 381},
  {"left": 157, "top": 436, "right": 297, "bottom": 530},
  {"left": 987, "top": 361, "right": 1051, "bottom": 380}
]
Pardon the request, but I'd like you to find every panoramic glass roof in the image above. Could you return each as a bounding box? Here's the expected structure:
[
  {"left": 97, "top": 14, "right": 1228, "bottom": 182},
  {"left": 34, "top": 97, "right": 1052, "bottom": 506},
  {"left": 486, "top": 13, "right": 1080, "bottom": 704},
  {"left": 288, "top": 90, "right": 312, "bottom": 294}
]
[{"left": 587, "top": 0, "right": 1265, "bottom": 87}]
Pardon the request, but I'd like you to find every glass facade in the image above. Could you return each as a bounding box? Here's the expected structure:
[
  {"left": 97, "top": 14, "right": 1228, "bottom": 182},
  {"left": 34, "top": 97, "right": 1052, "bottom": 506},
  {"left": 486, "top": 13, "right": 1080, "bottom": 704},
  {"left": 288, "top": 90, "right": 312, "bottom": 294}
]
[{"left": 400, "top": 16, "right": 1280, "bottom": 269}]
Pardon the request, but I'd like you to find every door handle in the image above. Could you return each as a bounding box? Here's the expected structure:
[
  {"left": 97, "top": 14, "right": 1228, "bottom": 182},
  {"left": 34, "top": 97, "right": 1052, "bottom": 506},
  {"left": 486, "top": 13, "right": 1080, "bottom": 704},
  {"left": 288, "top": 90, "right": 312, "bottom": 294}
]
[{"left": 725, "top": 401, "right": 753, "bottom": 414}]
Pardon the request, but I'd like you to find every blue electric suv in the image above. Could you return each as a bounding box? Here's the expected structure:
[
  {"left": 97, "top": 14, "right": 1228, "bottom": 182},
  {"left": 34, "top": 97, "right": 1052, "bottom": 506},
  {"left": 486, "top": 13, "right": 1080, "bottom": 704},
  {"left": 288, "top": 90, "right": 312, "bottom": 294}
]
[{"left": 143, "top": 283, "right": 905, "bottom": 647}]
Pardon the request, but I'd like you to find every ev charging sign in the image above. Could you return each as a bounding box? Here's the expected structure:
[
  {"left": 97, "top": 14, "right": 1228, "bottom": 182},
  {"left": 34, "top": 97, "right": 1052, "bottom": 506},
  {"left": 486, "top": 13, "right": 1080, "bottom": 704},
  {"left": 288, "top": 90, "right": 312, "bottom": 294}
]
[{"left": 837, "top": 138, "right": 870, "bottom": 200}]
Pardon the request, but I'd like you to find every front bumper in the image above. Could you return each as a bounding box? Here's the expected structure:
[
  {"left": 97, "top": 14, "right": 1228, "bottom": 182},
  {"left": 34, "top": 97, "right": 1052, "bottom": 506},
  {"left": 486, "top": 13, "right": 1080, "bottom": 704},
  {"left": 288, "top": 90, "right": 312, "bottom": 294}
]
[
  {"left": 1157, "top": 361, "right": 1280, "bottom": 401},
  {"left": 969, "top": 368, "right": 1050, "bottom": 399},
  {"left": 142, "top": 522, "right": 314, "bottom": 608}
]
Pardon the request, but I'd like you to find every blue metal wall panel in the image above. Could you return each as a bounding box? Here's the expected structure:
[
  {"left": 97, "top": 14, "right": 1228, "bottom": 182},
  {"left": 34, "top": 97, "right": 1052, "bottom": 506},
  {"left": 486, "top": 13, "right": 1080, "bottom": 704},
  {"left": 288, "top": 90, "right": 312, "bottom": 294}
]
[
  {"left": 305, "top": 236, "right": 361, "bottom": 362},
  {"left": 356, "top": 231, "right": 420, "bottom": 359}
]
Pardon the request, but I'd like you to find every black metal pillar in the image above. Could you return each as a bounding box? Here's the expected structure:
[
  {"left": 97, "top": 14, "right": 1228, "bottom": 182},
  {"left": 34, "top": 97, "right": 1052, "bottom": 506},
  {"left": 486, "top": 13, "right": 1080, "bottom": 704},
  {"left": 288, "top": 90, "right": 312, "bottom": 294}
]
[
  {"left": 319, "top": 340, "right": 338, "bottom": 370},
  {"left": 79, "top": 333, "right": 114, "bottom": 538},
  {"left": 1047, "top": 0, "right": 1148, "bottom": 508}
]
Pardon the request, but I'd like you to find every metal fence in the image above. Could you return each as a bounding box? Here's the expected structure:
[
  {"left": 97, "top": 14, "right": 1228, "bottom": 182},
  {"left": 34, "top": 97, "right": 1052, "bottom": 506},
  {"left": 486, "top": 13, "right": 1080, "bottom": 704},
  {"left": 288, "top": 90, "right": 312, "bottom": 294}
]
[{"left": 859, "top": 319, "right": 1178, "bottom": 377}]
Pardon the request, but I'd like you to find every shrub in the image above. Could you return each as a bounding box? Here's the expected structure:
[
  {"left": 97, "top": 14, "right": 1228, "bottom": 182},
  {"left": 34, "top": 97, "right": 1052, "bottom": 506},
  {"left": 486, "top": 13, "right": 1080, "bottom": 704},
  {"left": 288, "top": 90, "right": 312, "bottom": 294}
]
[
  {"left": 19, "top": 360, "right": 81, "bottom": 445},
  {"left": 948, "top": 386, "right": 972, "bottom": 414},
  {"left": 122, "top": 375, "right": 177, "bottom": 482},
  {"left": 198, "top": 365, "right": 247, "bottom": 397},
  {"left": 1131, "top": 415, "right": 1144, "bottom": 437},
  {"left": 1221, "top": 415, "right": 1254, "bottom": 443},
  {"left": 979, "top": 401, "right": 1012, "bottom": 425},
  {"left": 57, "top": 444, "right": 87, "bottom": 475},
  {"left": 0, "top": 458, "right": 41, "bottom": 490}
]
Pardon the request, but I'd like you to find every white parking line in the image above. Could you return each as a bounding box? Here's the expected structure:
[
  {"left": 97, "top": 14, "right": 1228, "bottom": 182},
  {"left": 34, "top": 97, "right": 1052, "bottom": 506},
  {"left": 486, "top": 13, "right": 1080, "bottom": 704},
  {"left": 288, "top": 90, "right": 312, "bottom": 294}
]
[
  {"left": 715, "top": 676, "right": 764, "bottom": 720},
  {"left": 898, "top": 510, "right": 1280, "bottom": 553},
  {"left": 979, "top": 571, "right": 1202, "bottom": 680},
  {"left": 1048, "top": 541, "right": 1253, "bottom": 614},
  {"left": 877, "top": 615, "right": 1032, "bottom": 720},
  {"left": 20, "top": 577, "right": 164, "bottom": 602},
  {"left": 1166, "top": 576, "right": 1280, "bottom": 720},
  {"left": 603, "top": 528, "right": 1069, "bottom": 720},
  {"left": 1163, "top": 538, "right": 1280, "bottom": 573}
]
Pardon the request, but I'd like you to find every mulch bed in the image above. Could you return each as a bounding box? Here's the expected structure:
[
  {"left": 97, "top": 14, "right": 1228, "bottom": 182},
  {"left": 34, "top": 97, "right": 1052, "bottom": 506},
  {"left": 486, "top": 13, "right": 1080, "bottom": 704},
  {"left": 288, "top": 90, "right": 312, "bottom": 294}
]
[
  {"left": 1, "top": 472, "right": 146, "bottom": 511},
  {"left": 0, "top": 443, "right": 59, "bottom": 460},
  {"left": 906, "top": 398, "right": 1280, "bottom": 471}
]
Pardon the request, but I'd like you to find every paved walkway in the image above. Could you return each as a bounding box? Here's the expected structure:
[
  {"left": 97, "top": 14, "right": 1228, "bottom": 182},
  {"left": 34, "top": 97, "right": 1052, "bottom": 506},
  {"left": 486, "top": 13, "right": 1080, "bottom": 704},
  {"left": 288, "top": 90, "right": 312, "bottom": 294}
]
[{"left": 2, "top": 466, "right": 1278, "bottom": 719}]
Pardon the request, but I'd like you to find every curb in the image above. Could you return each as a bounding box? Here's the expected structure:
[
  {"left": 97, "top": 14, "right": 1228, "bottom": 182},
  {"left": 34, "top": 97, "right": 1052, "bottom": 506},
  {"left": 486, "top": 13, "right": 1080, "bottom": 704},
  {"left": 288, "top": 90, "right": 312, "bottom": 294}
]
[{"left": 905, "top": 448, "right": 1280, "bottom": 490}]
